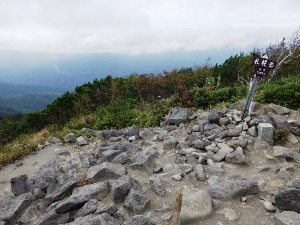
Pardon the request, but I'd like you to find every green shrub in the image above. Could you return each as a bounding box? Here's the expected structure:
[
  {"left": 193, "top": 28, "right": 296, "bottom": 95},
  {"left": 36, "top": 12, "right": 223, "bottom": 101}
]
[
  {"left": 192, "top": 85, "right": 248, "bottom": 109},
  {"left": 255, "top": 75, "right": 300, "bottom": 110}
]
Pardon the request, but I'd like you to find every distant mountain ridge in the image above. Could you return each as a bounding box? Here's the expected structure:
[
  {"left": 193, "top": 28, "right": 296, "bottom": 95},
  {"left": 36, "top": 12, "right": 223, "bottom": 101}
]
[
  {"left": 0, "top": 82, "right": 63, "bottom": 115},
  {"left": 0, "top": 50, "right": 239, "bottom": 91},
  {"left": 0, "top": 82, "right": 64, "bottom": 98}
]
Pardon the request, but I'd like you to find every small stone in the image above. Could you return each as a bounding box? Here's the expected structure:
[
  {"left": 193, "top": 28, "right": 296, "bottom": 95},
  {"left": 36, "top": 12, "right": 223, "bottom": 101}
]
[
  {"left": 15, "top": 162, "right": 23, "bottom": 167},
  {"left": 233, "top": 116, "right": 242, "bottom": 123},
  {"left": 161, "top": 212, "right": 173, "bottom": 221},
  {"left": 234, "top": 124, "right": 243, "bottom": 132},
  {"left": 287, "top": 133, "right": 299, "bottom": 144},
  {"left": 255, "top": 166, "right": 270, "bottom": 173},
  {"left": 207, "top": 159, "right": 215, "bottom": 166},
  {"left": 212, "top": 145, "right": 234, "bottom": 162},
  {"left": 172, "top": 174, "right": 183, "bottom": 181},
  {"left": 242, "top": 121, "right": 249, "bottom": 131},
  {"left": 63, "top": 133, "right": 76, "bottom": 143},
  {"left": 194, "top": 164, "right": 206, "bottom": 181},
  {"left": 217, "top": 208, "right": 238, "bottom": 221},
  {"left": 263, "top": 200, "right": 276, "bottom": 212},
  {"left": 247, "top": 126, "right": 257, "bottom": 137},
  {"left": 76, "top": 136, "right": 88, "bottom": 146},
  {"left": 163, "top": 136, "right": 178, "bottom": 150}
]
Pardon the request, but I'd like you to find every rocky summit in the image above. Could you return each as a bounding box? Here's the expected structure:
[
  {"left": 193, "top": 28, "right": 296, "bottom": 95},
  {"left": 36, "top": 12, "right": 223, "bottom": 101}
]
[{"left": 0, "top": 101, "right": 300, "bottom": 225}]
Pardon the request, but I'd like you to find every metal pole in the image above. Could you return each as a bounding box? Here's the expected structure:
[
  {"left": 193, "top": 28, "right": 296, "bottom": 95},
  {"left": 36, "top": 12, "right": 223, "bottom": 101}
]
[{"left": 241, "top": 75, "right": 260, "bottom": 119}]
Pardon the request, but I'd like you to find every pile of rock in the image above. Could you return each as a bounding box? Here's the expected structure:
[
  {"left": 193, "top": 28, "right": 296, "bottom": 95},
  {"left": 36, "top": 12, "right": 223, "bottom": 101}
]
[{"left": 1, "top": 101, "right": 300, "bottom": 225}]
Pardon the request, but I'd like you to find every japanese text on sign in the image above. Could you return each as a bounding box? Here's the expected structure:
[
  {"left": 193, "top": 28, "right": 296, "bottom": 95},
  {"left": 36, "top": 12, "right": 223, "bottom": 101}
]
[{"left": 251, "top": 56, "right": 277, "bottom": 76}]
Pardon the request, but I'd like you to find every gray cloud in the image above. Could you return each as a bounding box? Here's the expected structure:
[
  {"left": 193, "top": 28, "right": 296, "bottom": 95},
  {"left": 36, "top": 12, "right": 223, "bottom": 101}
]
[{"left": 0, "top": 0, "right": 299, "bottom": 54}]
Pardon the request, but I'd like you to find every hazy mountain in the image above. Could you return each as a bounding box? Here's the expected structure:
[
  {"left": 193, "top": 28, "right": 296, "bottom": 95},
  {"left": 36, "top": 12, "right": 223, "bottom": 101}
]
[
  {"left": 0, "top": 94, "right": 60, "bottom": 115},
  {"left": 0, "top": 49, "right": 239, "bottom": 91},
  {"left": 0, "top": 49, "right": 241, "bottom": 115},
  {"left": 0, "top": 99, "right": 19, "bottom": 116},
  {"left": 0, "top": 82, "right": 63, "bottom": 115},
  {"left": 0, "top": 82, "right": 64, "bottom": 98}
]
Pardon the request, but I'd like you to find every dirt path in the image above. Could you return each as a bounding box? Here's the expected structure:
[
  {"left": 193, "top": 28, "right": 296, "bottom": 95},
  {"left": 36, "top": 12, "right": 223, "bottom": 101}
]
[{"left": 0, "top": 143, "right": 76, "bottom": 198}]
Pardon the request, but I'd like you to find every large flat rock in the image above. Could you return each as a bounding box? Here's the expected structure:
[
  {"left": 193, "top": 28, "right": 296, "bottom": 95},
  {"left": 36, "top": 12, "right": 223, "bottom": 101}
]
[{"left": 180, "top": 189, "right": 213, "bottom": 224}]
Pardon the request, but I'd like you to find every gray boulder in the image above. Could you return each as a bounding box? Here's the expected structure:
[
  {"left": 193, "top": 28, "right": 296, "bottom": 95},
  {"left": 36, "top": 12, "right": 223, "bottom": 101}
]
[
  {"left": 224, "top": 130, "right": 240, "bottom": 137},
  {"left": 87, "top": 162, "right": 126, "bottom": 182},
  {"left": 257, "top": 115, "right": 273, "bottom": 124},
  {"left": 76, "top": 136, "right": 88, "bottom": 146},
  {"left": 165, "top": 107, "right": 193, "bottom": 125},
  {"left": 247, "top": 126, "right": 257, "bottom": 137},
  {"left": 94, "top": 202, "right": 117, "bottom": 215},
  {"left": 109, "top": 175, "right": 139, "bottom": 203},
  {"left": 130, "top": 153, "right": 156, "bottom": 173},
  {"left": 249, "top": 118, "right": 259, "bottom": 127},
  {"left": 140, "top": 129, "right": 155, "bottom": 140},
  {"left": 64, "top": 213, "right": 119, "bottom": 225},
  {"left": 208, "top": 175, "right": 259, "bottom": 200},
  {"left": 207, "top": 110, "right": 225, "bottom": 124},
  {"left": 204, "top": 165, "right": 225, "bottom": 177},
  {"left": 219, "top": 117, "right": 231, "bottom": 126},
  {"left": 125, "top": 215, "right": 153, "bottom": 225},
  {"left": 230, "top": 139, "right": 248, "bottom": 148},
  {"left": 63, "top": 133, "right": 76, "bottom": 143},
  {"left": 54, "top": 181, "right": 109, "bottom": 214},
  {"left": 28, "top": 170, "right": 59, "bottom": 194},
  {"left": 293, "top": 180, "right": 300, "bottom": 190},
  {"left": 204, "top": 129, "right": 225, "bottom": 141},
  {"left": 179, "top": 189, "right": 213, "bottom": 224},
  {"left": 39, "top": 209, "right": 70, "bottom": 225},
  {"left": 271, "top": 114, "right": 292, "bottom": 132},
  {"left": 274, "top": 147, "right": 300, "bottom": 163},
  {"left": 99, "top": 129, "right": 121, "bottom": 139},
  {"left": 123, "top": 124, "right": 139, "bottom": 137},
  {"left": 0, "top": 193, "right": 33, "bottom": 223},
  {"left": 124, "top": 189, "right": 150, "bottom": 213},
  {"left": 225, "top": 150, "right": 249, "bottom": 164},
  {"left": 193, "top": 138, "right": 211, "bottom": 150},
  {"left": 198, "top": 120, "right": 210, "bottom": 133},
  {"left": 101, "top": 150, "right": 122, "bottom": 162},
  {"left": 10, "top": 174, "right": 30, "bottom": 196},
  {"left": 149, "top": 175, "right": 167, "bottom": 196},
  {"left": 111, "top": 152, "right": 129, "bottom": 165},
  {"left": 45, "top": 179, "right": 77, "bottom": 203},
  {"left": 74, "top": 199, "right": 98, "bottom": 219},
  {"left": 267, "top": 103, "right": 290, "bottom": 115},
  {"left": 163, "top": 136, "right": 178, "bottom": 150},
  {"left": 275, "top": 188, "right": 300, "bottom": 213},
  {"left": 291, "top": 127, "right": 300, "bottom": 136},
  {"left": 212, "top": 145, "right": 234, "bottom": 162},
  {"left": 185, "top": 134, "right": 200, "bottom": 146},
  {"left": 274, "top": 211, "right": 300, "bottom": 225}
]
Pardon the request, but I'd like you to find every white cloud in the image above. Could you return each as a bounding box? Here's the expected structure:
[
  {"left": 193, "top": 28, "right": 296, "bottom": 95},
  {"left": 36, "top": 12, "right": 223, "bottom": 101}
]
[{"left": 0, "top": 0, "right": 299, "bottom": 54}]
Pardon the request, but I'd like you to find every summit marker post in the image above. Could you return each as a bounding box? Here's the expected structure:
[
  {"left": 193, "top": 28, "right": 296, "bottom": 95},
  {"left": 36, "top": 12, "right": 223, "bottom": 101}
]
[{"left": 241, "top": 55, "right": 277, "bottom": 119}]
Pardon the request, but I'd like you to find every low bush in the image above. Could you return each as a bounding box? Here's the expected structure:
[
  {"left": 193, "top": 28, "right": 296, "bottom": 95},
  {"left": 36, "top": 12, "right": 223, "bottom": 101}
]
[
  {"left": 191, "top": 85, "right": 248, "bottom": 109},
  {"left": 255, "top": 75, "right": 300, "bottom": 110}
]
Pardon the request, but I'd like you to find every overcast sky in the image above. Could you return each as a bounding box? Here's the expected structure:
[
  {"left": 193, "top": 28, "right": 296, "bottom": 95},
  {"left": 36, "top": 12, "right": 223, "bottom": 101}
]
[{"left": 0, "top": 0, "right": 299, "bottom": 55}]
